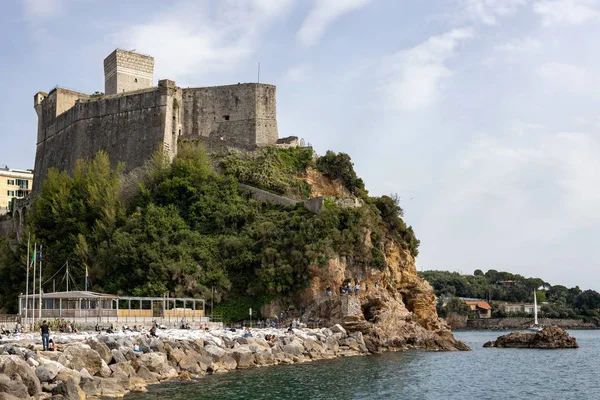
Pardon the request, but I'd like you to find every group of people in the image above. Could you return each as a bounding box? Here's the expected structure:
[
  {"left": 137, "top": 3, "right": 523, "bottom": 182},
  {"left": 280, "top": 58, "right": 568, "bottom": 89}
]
[
  {"left": 339, "top": 282, "right": 361, "bottom": 296},
  {"left": 325, "top": 280, "right": 381, "bottom": 297}
]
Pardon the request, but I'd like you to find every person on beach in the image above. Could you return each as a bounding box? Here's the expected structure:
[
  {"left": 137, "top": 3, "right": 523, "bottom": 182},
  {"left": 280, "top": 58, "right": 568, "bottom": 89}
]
[
  {"left": 347, "top": 282, "right": 353, "bottom": 296},
  {"left": 355, "top": 283, "right": 360, "bottom": 296},
  {"left": 40, "top": 320, "right": 50, "bottom": 351},
  {"left": 48, "top": 339, "right": 55, "bottom": 351},
  {"left": 326, "top": 286, "right": 332, "bottom": 297},
  {"left": 149, "top": 326, "right": 158, "bottom": 338}
]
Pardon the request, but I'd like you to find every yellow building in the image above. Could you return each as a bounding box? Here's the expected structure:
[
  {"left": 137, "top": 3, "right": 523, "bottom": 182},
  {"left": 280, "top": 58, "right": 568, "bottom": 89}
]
[{"left": 0, "top": 167, "right": 33, "bottom": 215}]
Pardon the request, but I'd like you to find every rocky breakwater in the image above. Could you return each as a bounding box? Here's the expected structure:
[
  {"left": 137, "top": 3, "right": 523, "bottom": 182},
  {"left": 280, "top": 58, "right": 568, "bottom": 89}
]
[
  {"left": 0, "top": 325, "right": 371, "bottom": 399},
  {"left": 483, "top": 326, "right": 579, "bottom": 349}
]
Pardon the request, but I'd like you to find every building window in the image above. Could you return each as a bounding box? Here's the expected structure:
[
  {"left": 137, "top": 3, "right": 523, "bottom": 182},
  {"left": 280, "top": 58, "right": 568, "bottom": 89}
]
[
  {"left": 7, "top": 179, "right": 14, "bottom": 185},
  {"left": 135, "top": 78, "right": 138, "bottom": 83},
  {"left": 223, "top": 115, "right": 230, "bottom": 121},
  {"left": 16, "top": 179, "right": 28, "bottom": 189},
  {"left": 7, "top": 190, "right": 15, "bottom": 197}
]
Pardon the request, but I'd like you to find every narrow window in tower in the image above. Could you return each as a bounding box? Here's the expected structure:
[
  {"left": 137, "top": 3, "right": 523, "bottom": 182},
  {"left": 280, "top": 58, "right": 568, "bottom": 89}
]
[
  {"left": 223, "top": 115, "right": 230, "bottom": 121},
  {"left": 135, "top": 78, "right": 138, "bottom": 83}
]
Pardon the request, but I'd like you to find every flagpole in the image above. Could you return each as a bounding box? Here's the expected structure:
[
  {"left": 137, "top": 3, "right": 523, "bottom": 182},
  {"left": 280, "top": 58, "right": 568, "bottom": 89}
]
[
  {"left": 32, "top": 243, "right": 37, "bottom": 328},
  {"left": 85, "top": 265, "right": 88, "bottom": 291},
  {"left": 39, "top": 244, "right": 42, "bottom": 321},
  {"left": 25, "top": 234, "right": 30, "bottom": 330},
  {"left": 66, "top": 260, "right": 69, "bottom": 292}
]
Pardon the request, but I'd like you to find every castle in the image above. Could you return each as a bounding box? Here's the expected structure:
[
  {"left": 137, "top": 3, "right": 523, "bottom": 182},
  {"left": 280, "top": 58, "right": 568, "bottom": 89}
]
[{"left": 32, "top": 49, "right": 284, "bottom": 193}]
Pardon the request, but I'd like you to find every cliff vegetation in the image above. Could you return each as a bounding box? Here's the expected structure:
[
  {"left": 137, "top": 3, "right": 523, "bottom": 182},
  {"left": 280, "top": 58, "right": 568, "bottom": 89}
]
[{"left": 0, "top": 145, "right": 420, "bottom": 320}]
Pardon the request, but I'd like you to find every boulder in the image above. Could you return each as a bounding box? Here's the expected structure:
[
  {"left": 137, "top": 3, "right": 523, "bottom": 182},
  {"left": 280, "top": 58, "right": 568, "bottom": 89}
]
[
  {"left": 94, "top": 377, "right": 126, "bottom": 398},
  {"left": 483, "top": 326, "right": 579, "bottom": 348},
  {"left": 135, "top": 366, "right": 158, "bottom": 383},
  {"left": 109, "top": 362, "right": 136, "bottom": 378},
  {"left": 36, "top": 363, "right": 59, "bottom": 382},
  {"left": 178, "top": 355, "right": 202, "bottom": 374},
  {"left": 0, "top": 355, "right": 41, "bottom": 396},
  {"left": 55, "top": 368, "right": 81, "bottom": 387},
  {"left": 330, "top": 324, "right": 346, "bottom": 336},
  {"left": 85, "top": 339, "right": 112, "bottom": 364},
  {"left": 231, "top": 348, "right": 254, "bottom": 369},
  {"left": 137, "top": 353, "right": 167, "bottom": 373},
  {"left": 0, "top": 373, "right": 30, "bottom": 399},
  {"left": 0, "top": 393, "right": 23, "bottom": 400},
  {"left": 110, "top": 349, "right": 126, "bottom": 364},
  {"left": 97, "top": 360, "right": 112, "bottom": 378},
  {"left": 204, "top": 345, "right": 226, "bottom": 362},
  {"left": 62, "top": 345, "right": 103, "bottom": 376},
  {"left": 51, "top": 381, "right": 86, "bottom": 400}
]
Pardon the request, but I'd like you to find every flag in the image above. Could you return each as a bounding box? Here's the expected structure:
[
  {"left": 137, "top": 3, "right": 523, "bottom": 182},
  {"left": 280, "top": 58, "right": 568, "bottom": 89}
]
[
  {"left": 30, "top": 249, "right": 36, "bottom": 269},
  {"left": 85, "top": 266, "right": 89, "bottom": 291},
  {"left": 37, "top": 248, "right": 42, "bottom": 260}
]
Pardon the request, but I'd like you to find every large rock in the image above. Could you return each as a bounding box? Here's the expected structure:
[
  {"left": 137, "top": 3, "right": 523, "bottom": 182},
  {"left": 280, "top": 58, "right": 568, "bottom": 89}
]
[
  {"left": 231, "top": 347, "right": 254, "bottom": 369},
  {"left": 137, "top": 353, "right": 167, "bottom": 373},
  {"left": 51, "top": 381, "right": 86, "bottom": 400},
  {"left": 62, "top": 344, "right": 103, "bottom": 376},
  {"left": 0, "top": 393, "right": 23, "bottom": 400},
  {"left": 94, "top": 377, "right": 126, "bottom": 398},
  {"left": 55, "top": 368, "right": 81, "bottom": 386},
  {"left": 36, "top": 363, "right": 59, "bottom": 382},
  {"left": 178, "top": 355, "right": 202, "bottom": 374},
  {"left": 85, "top": 339, "right": 112, "bottom": 364},
  {"left": 0, "top": 373, "right": 30, "bottom": 399},
  {"left": 0, "top": 355, "right": 41, "bottom": 396},
  {"left": 483, "top": 326, "right": 579, "bottom": 348},
  {"left": 204, "top": 345, "right": 226, "bottom": 362}
]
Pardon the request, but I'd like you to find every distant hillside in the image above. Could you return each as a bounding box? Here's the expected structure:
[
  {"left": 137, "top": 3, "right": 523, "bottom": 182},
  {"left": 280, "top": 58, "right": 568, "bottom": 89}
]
[{"left": 420, "top": 269, "right": 600, "bottom": 320}]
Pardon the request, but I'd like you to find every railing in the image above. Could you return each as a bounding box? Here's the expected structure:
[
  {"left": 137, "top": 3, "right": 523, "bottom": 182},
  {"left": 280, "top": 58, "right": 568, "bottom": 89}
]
[{"left": 0, "top": 314, "right": 19, "bottom": 323}]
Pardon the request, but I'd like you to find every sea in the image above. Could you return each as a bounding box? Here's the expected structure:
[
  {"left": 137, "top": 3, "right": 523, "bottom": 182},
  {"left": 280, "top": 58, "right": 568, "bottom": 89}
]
[{"left": 125, "top": 330, "right": 600, "bottom": 400}]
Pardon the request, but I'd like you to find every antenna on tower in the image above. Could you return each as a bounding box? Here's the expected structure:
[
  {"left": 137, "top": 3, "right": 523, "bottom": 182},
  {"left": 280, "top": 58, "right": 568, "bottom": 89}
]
[{"left": 257, "top": 62, "right": 261, "bottom": 83}]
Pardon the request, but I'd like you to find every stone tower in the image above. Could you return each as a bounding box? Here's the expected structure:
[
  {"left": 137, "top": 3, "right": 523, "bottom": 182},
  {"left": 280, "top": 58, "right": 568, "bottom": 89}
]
[{"left": 103, "top": 49, "right": 154, "bottom": 95}]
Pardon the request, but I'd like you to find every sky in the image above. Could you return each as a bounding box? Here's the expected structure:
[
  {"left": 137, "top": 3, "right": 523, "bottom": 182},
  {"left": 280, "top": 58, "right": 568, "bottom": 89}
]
[{"left": 1, "top": 0, "right": 600, "bottom": 290}]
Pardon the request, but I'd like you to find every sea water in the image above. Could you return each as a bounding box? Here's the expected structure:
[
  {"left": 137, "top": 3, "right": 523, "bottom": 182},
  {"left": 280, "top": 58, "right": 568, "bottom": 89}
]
[{"left": 125, "top": 330, "right": 600, "bottom": 400}]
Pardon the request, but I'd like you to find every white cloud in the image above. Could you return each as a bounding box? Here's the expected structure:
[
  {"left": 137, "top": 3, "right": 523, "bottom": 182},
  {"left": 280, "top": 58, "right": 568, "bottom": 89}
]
[
  {"left": 23, "top": 0, "right": 64, "bottom": 22},
  {"left": 297, "top": 0, "right": 372, "bottom": 47},
  {"left": 380, "top": 28, "right": 473, "bottom": 111},
  {"left": 496, "top": 37, "right": 542, "bottom": 53},
  {"left": 461, "top": 0, "right": 527, "bottom": 25},
  {"left": 436, "top": 0, "right": 527, "bottom": 26},
  {"left": 537, "top": 62, "right": 595, "bottom": 94},
  {"left": 534, "top": 0, "right": 600, "bottom": 25},
  {"left": 118, "top": 0, "right": 295, "bottom": 80},
  {"left": 424, "top": 130, "right": 600, "bottom": 247},
  {"left": 283, "top": 64, "right": 312, "bottom": 82}
]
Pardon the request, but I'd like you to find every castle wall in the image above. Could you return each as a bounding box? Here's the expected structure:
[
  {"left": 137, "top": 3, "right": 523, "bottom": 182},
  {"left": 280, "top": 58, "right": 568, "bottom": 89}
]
[
  {"left": 181, "top": 84, "right": 278, "bottom": 151},
  {"left": 33, "top": 83, "right": 180, "bottom": 193}
]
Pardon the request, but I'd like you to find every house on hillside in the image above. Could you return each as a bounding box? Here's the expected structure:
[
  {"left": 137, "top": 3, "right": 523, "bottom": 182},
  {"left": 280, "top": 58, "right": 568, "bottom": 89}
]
[
  {"left": 460, "top": 298, "right": 492, "bottom": 319},
  {"left": 499, "top": 302, "right": 541, "bottom": 314}
]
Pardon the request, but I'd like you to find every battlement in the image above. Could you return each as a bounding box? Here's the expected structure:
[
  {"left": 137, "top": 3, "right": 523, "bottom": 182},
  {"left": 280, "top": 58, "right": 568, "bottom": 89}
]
[{"left": 104, "top": 49, "right": 154, "bottom": 95}]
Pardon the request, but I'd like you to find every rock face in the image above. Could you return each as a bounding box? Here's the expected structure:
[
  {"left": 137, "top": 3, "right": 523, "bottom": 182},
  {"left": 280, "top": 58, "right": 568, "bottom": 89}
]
[
  {"left": 289, "top": 240, "right": 469, "bottom": 352},
  {"left": 483, "top": 326, "right": 579, "bottom": 349}
]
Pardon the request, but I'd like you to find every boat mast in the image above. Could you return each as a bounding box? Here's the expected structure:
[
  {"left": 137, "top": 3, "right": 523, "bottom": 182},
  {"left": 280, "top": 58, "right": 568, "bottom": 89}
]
[
  {"left": 533, "top": 290, "right": 538, "bottom": 326},
  {"left": 25, "top": 234, "right": 30, "bottom": 328},
  {"left": 39, "top": 244, "right": 42, "bottom": 321}
]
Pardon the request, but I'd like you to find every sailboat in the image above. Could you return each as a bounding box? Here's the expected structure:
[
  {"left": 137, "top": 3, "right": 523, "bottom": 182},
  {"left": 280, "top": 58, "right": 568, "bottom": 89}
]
[{"left": 527, "top": 290, "right": 543, "bottom": 332}]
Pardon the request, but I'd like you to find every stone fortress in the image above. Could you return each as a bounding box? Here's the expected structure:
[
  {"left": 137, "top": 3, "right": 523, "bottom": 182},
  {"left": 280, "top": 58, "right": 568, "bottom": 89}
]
[{"left": 32, "top": 49, "right": 285, "bottom": 193}]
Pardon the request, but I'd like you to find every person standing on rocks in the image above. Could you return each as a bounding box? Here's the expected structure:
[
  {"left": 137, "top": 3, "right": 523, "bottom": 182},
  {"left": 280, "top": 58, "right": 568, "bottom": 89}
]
[{"left": 40, "top": 320, "right": 50, "bottom": 351}]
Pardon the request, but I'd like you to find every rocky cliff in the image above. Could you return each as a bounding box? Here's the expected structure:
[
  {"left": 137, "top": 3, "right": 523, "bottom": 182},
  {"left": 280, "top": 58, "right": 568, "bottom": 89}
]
[{"left": 266, "top": 239, "right": 469, "bottom": 352}]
